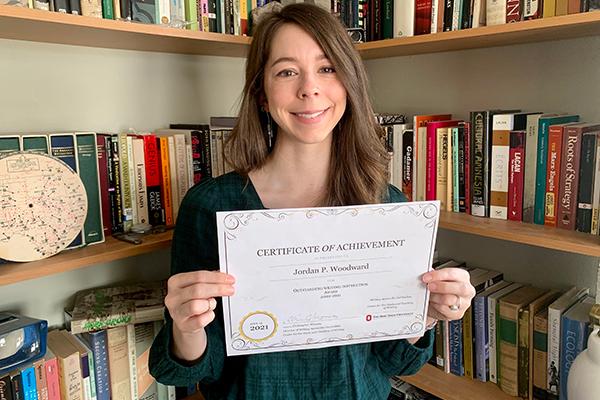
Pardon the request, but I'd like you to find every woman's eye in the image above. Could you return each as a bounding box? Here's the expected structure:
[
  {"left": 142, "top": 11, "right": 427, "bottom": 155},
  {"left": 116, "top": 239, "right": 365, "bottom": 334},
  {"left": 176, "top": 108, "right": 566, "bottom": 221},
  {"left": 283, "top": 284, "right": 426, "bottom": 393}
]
[
  {"left": 320, "top": 66, "right": 336, "bottom": 73},
  {"left": 277, "top": 70, "right": 296, "bottom": 77}
]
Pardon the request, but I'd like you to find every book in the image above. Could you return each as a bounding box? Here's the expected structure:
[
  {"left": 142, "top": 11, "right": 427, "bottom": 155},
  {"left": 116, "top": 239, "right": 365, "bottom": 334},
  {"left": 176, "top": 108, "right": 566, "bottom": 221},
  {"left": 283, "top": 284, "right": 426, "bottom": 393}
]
[
  {"left": 44, "top": 349, "right": 60, "bottom": 400},
  {"left": 75, "top": 132, "right": 105, "bottom": 246},
  {"left": 544, "top": 124, "right": 575, "bottom": 226},
  {"left": 498, "top": 286, "right": 547, "bottom": 396},
  {"left": 79, "top": 330, "right": 111, "bottom": 400},
  {"left": 557, "top": 123, "right": 600, "bottom": 230},
  {"left": 532, "top": 308, "right": 550, "bottom": 400},
  {"left": 106, "top": 326, "right": 132, "bottom": 400},
  {"left": 70, "top": 281, "right": 166, "bottom": 334},
  {"left": 547, "top": 286, "right": 589, "bottom": 397},
  {"left": 426, "top": 120, "right": 461, "bottom": 202},
  {"left": 47, "top": 330, "right": 83, "bottom": 400},
  {"left": 523, "top": 113, "right": 551, "bottom": 223},
  {"left": 21, "top": 135, "right": 49, "bottom": 154},
  {"left": 508, "top": 130, "right": 526, "bottom": 221},
  {"left": 575, "top": 132, "right": 598, "bottom": 233},
  {"left": 533, "top": 115, "right": 580, "bottom": 225},
  {"left": 61, "top": 330, "right": 94, "bottom": 400}
]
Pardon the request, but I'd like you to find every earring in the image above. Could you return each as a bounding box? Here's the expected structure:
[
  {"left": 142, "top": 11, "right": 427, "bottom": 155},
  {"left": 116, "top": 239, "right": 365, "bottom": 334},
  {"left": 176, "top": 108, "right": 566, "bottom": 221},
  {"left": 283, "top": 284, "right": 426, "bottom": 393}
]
[{"left": 266, "top": 112, "right": 273, "bottom": 149}]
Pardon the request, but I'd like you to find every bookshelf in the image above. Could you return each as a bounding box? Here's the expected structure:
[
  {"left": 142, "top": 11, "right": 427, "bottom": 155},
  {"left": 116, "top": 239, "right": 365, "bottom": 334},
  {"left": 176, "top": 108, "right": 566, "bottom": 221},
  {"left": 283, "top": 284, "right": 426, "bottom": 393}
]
[
  {"left": 402, "top": 364, "right": 514, "bottom": 400},
  {"left": 1, "top": 6, "right": 599, "bottom": 400}
]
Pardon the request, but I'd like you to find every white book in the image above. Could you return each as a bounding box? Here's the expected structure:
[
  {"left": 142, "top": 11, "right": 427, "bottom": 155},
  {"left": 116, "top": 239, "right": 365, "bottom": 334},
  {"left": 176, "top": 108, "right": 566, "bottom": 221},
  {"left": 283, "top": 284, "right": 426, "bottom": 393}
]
[
  {"left": 546, "top": 287, "right": 589, "bottom": 396},
  {"left": 486, "top": 0, "right": 507, "bottom": 26},
  {"left": 489, "top": 114, "right": 514, "bottom": 220},
  {"left": 431, "top": 0, "right": 440, "bottom": 33},
  {"left": 169, "top": 0, "right": 184, "bottom": 25},
  {"left": 452, "top": 0, "right": 462, "bottom": 30},
  {"left": 127, "top": 324, "right": 138, "bottom": 400},
  {"left": 523, "top": 113, "right": 549, "bottom": 223},
  {"left": 393, "top": 0, "right": 415, "bottom": 37},
  {"left": 472, "top": 0, "right": 486, "bottom": 28},
  {"left": 126, "top": 136, "right": 139, "bottom": 227},
  {"left": 166, "top": 135, "right": 180, "bottom": 222},
  {"left": 392, "top": 124, "right": 410, "bottom": 191},
  {"left": 132, "top": 138, "right": 149, "bottom": 225},
  {"left": 487, "top": 282, "right": 523, "bottom": 383},
  {"left": 117, "top": 133, "right": 134, "bottom": 232},
  {"left": 157, "top": 0, "right": 170, "bottom": 24}
]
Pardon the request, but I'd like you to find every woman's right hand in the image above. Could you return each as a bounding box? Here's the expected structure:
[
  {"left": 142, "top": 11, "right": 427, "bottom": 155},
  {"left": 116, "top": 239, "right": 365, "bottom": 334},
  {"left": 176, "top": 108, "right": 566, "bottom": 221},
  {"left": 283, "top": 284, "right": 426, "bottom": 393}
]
[{"left": 165, "top": 270, "right": 235, "bottom": 361}]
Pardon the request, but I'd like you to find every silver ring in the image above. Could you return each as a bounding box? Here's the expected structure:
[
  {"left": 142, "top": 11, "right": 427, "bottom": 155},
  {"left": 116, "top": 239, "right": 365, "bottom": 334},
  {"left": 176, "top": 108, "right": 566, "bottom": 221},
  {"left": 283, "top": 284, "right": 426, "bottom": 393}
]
[{"left": 449, "top": 295, "right": 461, "bottom": 311}]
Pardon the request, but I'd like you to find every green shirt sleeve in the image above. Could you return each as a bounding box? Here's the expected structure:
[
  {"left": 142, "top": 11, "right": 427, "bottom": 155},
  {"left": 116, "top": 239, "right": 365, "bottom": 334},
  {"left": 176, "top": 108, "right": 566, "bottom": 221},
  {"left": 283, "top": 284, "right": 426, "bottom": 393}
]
[{"left": 149, "top": 179, "right": 227, "bottom": 385}]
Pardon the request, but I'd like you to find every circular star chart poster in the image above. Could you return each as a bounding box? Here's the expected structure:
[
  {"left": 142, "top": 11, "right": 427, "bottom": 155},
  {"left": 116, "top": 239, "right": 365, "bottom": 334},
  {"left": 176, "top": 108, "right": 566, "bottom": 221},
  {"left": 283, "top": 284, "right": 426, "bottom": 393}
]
[{"left": 0, "top": 151, "right": 88, "bottom": 262}]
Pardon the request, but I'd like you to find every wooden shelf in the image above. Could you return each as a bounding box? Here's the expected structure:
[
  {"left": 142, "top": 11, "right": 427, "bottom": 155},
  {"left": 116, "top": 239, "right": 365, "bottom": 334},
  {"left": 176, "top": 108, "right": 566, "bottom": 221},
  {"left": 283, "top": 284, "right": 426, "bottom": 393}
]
[
  {"left": 357, "top": 12, "right": 600, "bottom": 59},
  {"left": 0, "top": 6, "right": 250, "bottom": 56},
  {"left": 439, "top": 211, "right": 600, "bottom": 257},
  {"left": 3, "top": 7, "right": 600, "bottom": 57},
  {"left": 0, "top": 230, "right": 173, "bottom": 286},
  {"left": 402, "top": 364, "right": 514, "bottom": 400}
]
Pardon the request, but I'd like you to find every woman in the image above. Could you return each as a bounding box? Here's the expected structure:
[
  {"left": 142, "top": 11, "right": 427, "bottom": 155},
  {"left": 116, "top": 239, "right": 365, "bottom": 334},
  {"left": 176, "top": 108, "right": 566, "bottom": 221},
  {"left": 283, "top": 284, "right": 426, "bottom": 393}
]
[{"left": 149, "top": 4, "right": 475, "bottom": 399}]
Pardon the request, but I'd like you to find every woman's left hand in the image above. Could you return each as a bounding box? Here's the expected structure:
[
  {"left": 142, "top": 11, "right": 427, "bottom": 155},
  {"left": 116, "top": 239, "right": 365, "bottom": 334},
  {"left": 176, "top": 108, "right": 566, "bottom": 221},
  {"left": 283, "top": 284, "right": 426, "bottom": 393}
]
[{"left": 422, "top": 267, "right": 476, "bottom": 322}]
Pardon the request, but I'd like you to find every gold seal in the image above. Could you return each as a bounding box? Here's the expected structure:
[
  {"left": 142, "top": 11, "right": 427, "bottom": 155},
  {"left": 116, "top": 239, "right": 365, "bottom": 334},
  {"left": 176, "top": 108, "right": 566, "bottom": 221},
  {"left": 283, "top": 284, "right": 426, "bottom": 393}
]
[{"left": 239, "top": 311, "right": 278, "bottom": 343}]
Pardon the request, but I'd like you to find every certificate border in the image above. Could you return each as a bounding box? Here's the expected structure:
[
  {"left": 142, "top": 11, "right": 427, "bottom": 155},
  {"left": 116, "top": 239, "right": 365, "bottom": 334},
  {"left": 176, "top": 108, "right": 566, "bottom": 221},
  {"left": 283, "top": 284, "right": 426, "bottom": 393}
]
[{"left": 219, "top": 201, "right": 439, "bottom": 355}]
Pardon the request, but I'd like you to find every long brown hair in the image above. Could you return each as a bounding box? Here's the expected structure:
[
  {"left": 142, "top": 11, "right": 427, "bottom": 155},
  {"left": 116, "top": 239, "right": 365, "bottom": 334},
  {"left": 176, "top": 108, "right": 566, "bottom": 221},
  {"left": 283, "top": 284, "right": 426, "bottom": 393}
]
[{"left": 225, "top": 3, "right": 390, "bottom": 206}]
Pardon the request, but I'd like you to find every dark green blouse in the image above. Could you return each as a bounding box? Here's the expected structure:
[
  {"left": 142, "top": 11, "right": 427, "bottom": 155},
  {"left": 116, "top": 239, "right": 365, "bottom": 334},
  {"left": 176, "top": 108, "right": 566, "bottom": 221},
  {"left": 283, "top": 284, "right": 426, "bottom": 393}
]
[{"left": 149, "top": 172, "right": 434, "bottom": 400}]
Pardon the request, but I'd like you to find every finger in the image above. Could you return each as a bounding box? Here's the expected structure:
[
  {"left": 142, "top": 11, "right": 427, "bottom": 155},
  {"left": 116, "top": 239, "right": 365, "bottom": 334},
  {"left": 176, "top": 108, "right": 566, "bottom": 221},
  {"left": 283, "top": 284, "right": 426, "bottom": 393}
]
[
  {"left": 428, "top": 280, "right": 475, "bottom": 298},
  {"left": 429, "top": 293, "right": 463, "bottom": 307},
  {"left": 430, "top": 302, "right": 462, "bottom": 321},
  {"left": 168, "top": 271, "right": 235, "bottom": 290},
  {"left": 423, "top": 267, "right": 470, "bottom": 283},
  {"left": 179, "top": 298, "right": 217, "bottom": 318},
  {"left": 178, "top": 310, "right": 216, "bottom": 332}
]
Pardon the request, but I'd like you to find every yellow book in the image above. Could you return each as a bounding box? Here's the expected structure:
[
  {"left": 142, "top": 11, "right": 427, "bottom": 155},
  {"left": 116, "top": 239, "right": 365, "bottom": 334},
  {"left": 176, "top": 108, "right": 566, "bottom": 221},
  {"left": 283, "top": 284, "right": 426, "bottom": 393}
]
[{"left": 159, "top": 136, "right": 173, "bottom": 226}]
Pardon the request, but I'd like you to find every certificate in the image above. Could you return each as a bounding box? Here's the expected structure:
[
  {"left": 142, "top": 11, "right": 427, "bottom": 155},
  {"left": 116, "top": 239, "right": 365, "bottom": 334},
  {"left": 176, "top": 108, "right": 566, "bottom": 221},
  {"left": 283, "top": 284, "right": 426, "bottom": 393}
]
[{"left": 216, "top": 201, "right": 439, "bottom": 356}]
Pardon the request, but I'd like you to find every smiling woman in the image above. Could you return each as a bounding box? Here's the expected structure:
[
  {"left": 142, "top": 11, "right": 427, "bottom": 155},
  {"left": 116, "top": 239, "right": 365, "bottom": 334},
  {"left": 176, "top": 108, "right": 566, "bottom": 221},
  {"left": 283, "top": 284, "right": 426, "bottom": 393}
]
[{"left": 148, "top": 3, "right": 475, "bottom": 400}]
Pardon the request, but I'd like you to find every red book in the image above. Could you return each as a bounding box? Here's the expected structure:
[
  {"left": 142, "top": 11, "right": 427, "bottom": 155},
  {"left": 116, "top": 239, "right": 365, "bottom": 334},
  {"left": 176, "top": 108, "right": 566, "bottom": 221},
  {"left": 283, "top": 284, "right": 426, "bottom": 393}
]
[
  {"left": 96, "top": 134, "right": 112, "bottom": 236},
  {"left": 44, "top": 353, "right": 60, "bottom": 400},
  {"left": 506, "top": 0, "right": 521, "bottom": 23},
  {"left": 544, "top": 124, "right": 568, "bottom": 226},
  {"left": 508, "top": 130, "right": 525, "bottom": 221},
  {"left": 426, "top": 120, "right": 461, "bottom": 201},
  {"left": 557, "top": 123, "right": 600, "bottom": 230},
  {"left": 141, "top": 134, "right": 165, "bottom": 226},
  {"left": 414, "top": 0, "right": 433, "bottom": 35}
]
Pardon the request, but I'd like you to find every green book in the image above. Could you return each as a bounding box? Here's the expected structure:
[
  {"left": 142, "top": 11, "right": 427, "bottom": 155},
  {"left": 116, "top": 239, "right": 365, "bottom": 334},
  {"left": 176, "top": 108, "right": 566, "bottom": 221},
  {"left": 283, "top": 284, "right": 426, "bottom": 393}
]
[
  {"left": 0, "top": 135, "right": 21, "bottom": 157},
  {"left": 102, "top": 0, "right": 114, "bottom": 19},
  {"left": 76, "top": 132, "right": 105, "bottom": 245},
  {"left": 21, "top": 134, "right": 49, "bottom": 154},
  {"left": 533, "top": 114, "right": 579, "bottom": 224}
]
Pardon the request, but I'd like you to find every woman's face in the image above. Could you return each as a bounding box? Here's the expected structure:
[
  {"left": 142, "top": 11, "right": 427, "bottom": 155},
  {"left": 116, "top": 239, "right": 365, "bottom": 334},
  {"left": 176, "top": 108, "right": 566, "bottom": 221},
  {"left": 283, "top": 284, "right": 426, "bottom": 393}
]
[{"left": 263, "top": 23, "right": 347, "bottom": 149}]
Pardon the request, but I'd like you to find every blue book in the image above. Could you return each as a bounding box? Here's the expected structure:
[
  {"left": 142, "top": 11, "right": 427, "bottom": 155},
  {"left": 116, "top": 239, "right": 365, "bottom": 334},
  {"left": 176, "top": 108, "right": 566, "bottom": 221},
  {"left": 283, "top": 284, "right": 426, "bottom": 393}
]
[
  {"left": 79, "top": 330, "right": 111, "bottom": 400},
  {"left": 558, "top": 296, "right": 594, "bottom": 400},
  {"left": 474, "top": 280, "right": 512, "bottom": 382},
  {"left": 49, "top": 133, "right": 83, "bottom": 248},
  {"left": 533, "top": 115, "right": 579, "bottom": 224},
  {"left": 19, "top": 366, "right": 36, "bottom": 400},
  {"left": 449, "top": 319, "right": 464, "bottom": 376}
]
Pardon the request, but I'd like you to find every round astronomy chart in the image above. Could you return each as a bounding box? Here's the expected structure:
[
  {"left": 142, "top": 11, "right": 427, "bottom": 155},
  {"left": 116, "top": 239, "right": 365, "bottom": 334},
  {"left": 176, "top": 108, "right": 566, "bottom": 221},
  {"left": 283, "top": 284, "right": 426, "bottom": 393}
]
[{"left": 0, "top": 151, "right": 88, "bottom": 262}]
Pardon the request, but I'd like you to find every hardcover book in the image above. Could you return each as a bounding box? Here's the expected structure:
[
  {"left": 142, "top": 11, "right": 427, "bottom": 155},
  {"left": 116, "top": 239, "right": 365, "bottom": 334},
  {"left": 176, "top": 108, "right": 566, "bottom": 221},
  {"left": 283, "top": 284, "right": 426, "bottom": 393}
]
[
  {"left": 70, "top": 281, "right": 166, "bottom": 334},
  {"left": 508, "top": 130, "right": 526, "bottom": 221},
  {"left": 575, "top": 132, "right": 598, "bottom": 233}
]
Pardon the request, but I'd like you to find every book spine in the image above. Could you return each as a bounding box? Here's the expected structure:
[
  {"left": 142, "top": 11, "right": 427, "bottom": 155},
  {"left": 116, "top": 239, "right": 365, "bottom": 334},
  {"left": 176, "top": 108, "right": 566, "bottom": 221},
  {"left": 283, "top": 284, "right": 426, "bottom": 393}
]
[
  {"left": 108, "top": 136, "right": 124, "bottom": 234},
  {"left": 452, "top": 127, "right": 460, "bottom": 212},
  {"left": 207, "top": 0, "right": 217, "bottom": 32},
  {"left": 158, "top": 137, "right": 173, "bottom": 226},
  {"left": 474, "top": 295, "right": 488, "bottom": 381},
  {"left": 126, "top": 136, "right": 139, "bottom": 228},
  {"left": 20, "top": 367, "right": 37, "bottom": 400},
  {"left": 508, "top": 131, "right": 525, "bottom": 221},
  {"left": 449, "top": 319, "right": 464, "bottom": 376},
  {"left": 415, "top": 0, "right": 433, "bottom": 35},
  {"left": 127, "top": 325, "right": 138, "bottom": 400},
  {"left": 463, "top": 304, "right": 474, "bottom": 379},
  {"left": 106, "top": 327, "right": 132, "bottom": 400},
  {"left": 558, "top": 317, "right": 588, "bottom": 400},
  {"left": 524, "top": 0, "right": 542, "bottom": 18},
  {"left": 490, "top": 117, "right": 511, "bottom": 220},
  {"left": 544, "top": 126, "right": 564, "bottom": 226},
  {"left": 470, "top": 112, "right": 487, "bottom": 216},
  {"left": 402, "top": 129, "right": 414, "bottom": 201},
  {"left": 190, "top": 131, "right": 203, "bottom": 184},
  {"left": 487, "top": 0, "right": 508, "bottom": 25},
  {"left": 533, "top": 310, "right": 549, "bottom": 400},
  {"left": 97, "top": 135, "right": 111, "bottom": 237},
  {"left": 460, "top": 0, "right": 471, "bottom": 29},
  {"left": 426, "top": 124, "right": 438, "bottom": 201},
  {"left": 142, "top": 135, "right": 165, "bottom": 226},
  {"left": 517, "top": 309, "right": 530, "bottom": 398},
  {"left": 451, "top": 0, "right": 461, "bottom": 30},
  {"left": 443, "top": 0, "right": 453, "bottom": 31},
  {"left": 21, "top": 135, "right": 49, "bottom": 153},
  {"left": 434, "top": 321, "right": 445, "bottom": 370},
  {"left": 79, "top": 331, "right": 111, "bottom": 400},
  {"left": 464, "top": 122, "right": 471, "bottom": 215},
  {"left": 50, "top": 134, "right": 84, "bottom": 248},
  {"left": 547, "top": 306, "right": 562, "bottom": 396},
  {"left": 76, "top": 133, "right": 105, "bottom": 245},
  {"left": 173, "top": 134, "right": 189, "bottom": 205},
  {"left": 10, "top": 372, "right": 22, "bottom": 400},
  {"left": 44, "top": 357, "right": 60, "bottom": 400},
  {"left": 436, "top": 127, "right": 449, "bottom": 210},
  {"left": 575, "top": 133, "right": 597, "bottom": 232},
  {"left": 489, "top": 294, "right": 499, "bottom": 383},
  {"left": 117, "top": 134, "right": 134, "bottom": 232},
  {"left": 34, "top": 360, "right": 48, "bottom": 400},
  {"left": 591, "top": 136, "right": 600, "bottom": 235},
  {"left": 557, "top": 128, "right": 583, "bottom": 230},
  {"left": 201, "top": 126, "right": 212, "bottom": 179},
  {"left": 499, "top": 301, "right": 519, "bottom": 396},
  {"left": 132, "top": 138, "right": 149, "bottom": 225},
  {"left": 458, "top": 124, "right": 467, "bottom": 212},
  {"left": 166, "top": 136, "right": 180, "bottom": 221},
  {"left": 523, "top": 115, "right": 541, "bottom": 222},
  {"left": 0, "top": 374, "right": 14, "bottom": 400},
  {"left": 506, "top": 0, "right": 521, "bottom": 22}
]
